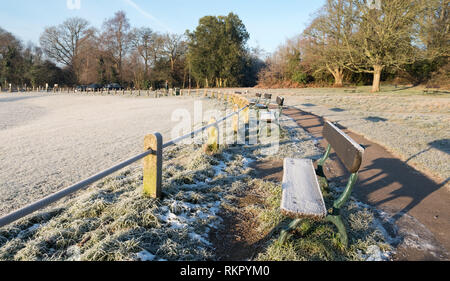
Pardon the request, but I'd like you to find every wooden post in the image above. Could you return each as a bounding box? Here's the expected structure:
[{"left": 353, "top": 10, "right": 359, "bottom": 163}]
[
  {"left": 143, "top": 133, "right": 163, "bottom": 198},
  {"left": 241, "top": 99, "right": 250, "bottom": 125},
  {"left": 233, "top": 104, "right": 239, "bottom": 133},
  {"left": 204, "top": 117, "right": 219, "bottom": 154}
]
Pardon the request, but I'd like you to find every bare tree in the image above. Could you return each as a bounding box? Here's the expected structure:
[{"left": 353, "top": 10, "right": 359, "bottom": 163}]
[
  {"left": 129, "top": 27, "right": 163, "bottom": 80},
  {"left": 418, "top": 0, "right": 450, "bottom": 59},
  {"left": 303, "top": 0, "right": 357, "bottom": 86},
  {"left": 342, "top": 0, "right": 424, "bottom": 92},
  {"left": 101, "top": 11, "right": 131, "bottom": 84},
  {"left": 161, "top": 33, "right": 187, "bottom": 72},
  {"left": 39, "top": 17, "right": 92, "bottom": 82}
]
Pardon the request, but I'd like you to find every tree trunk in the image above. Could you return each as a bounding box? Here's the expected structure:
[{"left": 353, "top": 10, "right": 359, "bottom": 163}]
[
  {"left": 170, "top": 58, "right": 175, "bottom": 71},
  {"left": 372, "top": 65, "right": 383, "bottom": 93},
  {"left": 332, "top": 67, "right": 344, "bottom": 87},
  {"left": 327, "top": 66, "right": 344, "bottom": 87}
]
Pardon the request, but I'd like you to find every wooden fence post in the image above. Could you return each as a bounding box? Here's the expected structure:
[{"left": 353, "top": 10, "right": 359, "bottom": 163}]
[
  {"left": 204, "top": 117, "right": 219, "bottom": 154},
  {"left": 143, "top": 133, "right": 163, "bottom": 198},
  {"left": 233, "top": 104, "right": 239, "bottom": 133},
  {"left": 242, "top": 99, "right": 250, "bottom": 125}
]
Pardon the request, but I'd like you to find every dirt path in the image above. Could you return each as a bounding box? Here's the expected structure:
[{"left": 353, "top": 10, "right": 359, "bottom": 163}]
[
  {"left": 251, "top": 106, "right": 450, "bottom": 260},
  {"left": 210, "top": 185, "right": 268, "bottom": 261}
]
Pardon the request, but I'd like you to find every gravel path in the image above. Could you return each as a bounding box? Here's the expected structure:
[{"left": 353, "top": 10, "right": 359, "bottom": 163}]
[{"left": 0, "top": 93, "right": 218, "bottom": 216}]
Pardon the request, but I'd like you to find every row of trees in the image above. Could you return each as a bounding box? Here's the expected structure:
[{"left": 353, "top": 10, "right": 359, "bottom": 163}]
[
  {"left": 0, "top": 27, "right": 71, "bottom": 89},
  {"left": 1, "top": 11, "right": 262, "bottom": 90},
  {"left": 258, "top": 0, "right": 449, "bottom": 92},
  {"left": 38, "top": 11, "right": 188, "bottom": 89}
]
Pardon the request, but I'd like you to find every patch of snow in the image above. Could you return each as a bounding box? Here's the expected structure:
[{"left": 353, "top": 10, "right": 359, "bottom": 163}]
[
  {"left": 66, "top": 245, "right": 81, "bottom": 261},
  {"left": 137, "top": 250, "right": 156, "bottom": 261},
  {"left": 189, "top": 232, "right": 212, "bottom": 246},
  {"left": 212, "top": 160, "right": 227, "bottom": 176},
  {"left": 18, "top": 223, "right": 41, "bottom": 238},
  {"left": 360, "top": 245, "right": 391, "bottom": 261}
]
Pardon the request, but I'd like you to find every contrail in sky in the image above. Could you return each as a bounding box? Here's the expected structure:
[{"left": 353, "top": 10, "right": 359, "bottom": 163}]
[{"left": 123, "top": 0, "right": 173, "bottom": 32}]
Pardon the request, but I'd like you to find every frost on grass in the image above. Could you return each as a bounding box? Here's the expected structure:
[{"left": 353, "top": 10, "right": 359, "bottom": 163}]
[
  {"left": 253, "top": 179, "right": 398, "bottom": 261},
  {"left": 0, "top": 142, "right": 242, "bottom": 261},
  {"left": 0, "top": 99, "right": 400, "bottom": 261}
]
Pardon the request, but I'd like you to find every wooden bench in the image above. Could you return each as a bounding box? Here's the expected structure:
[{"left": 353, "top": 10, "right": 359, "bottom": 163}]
[
  {"left": 263, "top": 93, "right": 272, "bottom": 106},
  {"left": 279, "top": 121, "right": 365, "bottom": 247},
  {"left": 422, "top": 85, "right": 448, "bottom": 94},
  {"left": 276, "top": 96, "right": 285, "bottom": 118},
  {"left": 251, "top": 93, "right": 262, "bottom": 104},
  {"left": 260, "top": 111, "right": 276, "bottom": 123},
  {"left": 344, "top": 87, "right": 361, "bottom": 93},
  {"left": 256, "top": 96, "right": 285, "bottom": 136}
]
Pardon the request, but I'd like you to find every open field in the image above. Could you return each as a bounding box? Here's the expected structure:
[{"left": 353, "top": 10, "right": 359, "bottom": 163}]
[
  {"left": 0, "top": 93, "right": 221, "bottom": 217},
  {"left": 235, "top": 86, "right": 450, "bottom": 186}
]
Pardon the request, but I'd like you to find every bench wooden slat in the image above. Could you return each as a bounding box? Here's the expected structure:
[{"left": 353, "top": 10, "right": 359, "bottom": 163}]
[
  {"left": 323, "top": 121, "right": 364, "bottom": 173},
  {"left": 276, "top": 96, "right": 285, "bottom": 106},
  {"left": 260, "top": 111, "right": 276, "bottom": 122},
  {"left": 281, "top": 158, "right": 327, "bottom": 219}
]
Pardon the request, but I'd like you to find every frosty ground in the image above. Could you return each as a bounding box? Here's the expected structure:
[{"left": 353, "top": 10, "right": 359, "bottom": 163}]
[
  {"left": 0, "top": 93, "right": 221, "bottom": 216},
  {"left": 0, "top": 93, "right": 399, "bottom": 261}
]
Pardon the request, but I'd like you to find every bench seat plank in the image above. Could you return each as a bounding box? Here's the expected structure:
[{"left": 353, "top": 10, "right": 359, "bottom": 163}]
[
  {"left": 281, "top": 158, "right": 327, "bottom": 219},
  {"left": 260, "top": 111, "right": 276, "bottom": 122}
]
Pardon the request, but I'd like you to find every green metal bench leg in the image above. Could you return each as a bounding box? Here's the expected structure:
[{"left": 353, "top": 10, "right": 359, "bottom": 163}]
[
  {"left": 326, "top": 214, "right": 348, "bottom": 248},
  {"left": 278, "top": 218, "right": 302, "bottom": 244}
]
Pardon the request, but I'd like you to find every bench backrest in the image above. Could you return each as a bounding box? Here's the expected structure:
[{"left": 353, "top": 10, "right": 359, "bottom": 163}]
[
  {"left": 276, "top": 96, "right": 285, "bottom": 106},
  {"left": 323, "top": 121, "right": 364, "bottom": 173}
]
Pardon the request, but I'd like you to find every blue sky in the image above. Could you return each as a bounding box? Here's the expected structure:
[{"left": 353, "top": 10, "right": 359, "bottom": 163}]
[{"left": 0, "top": 0, "right": 325, "bottom": 55}]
